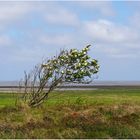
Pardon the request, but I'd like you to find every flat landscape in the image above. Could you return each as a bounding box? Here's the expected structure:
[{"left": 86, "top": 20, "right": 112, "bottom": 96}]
[{"left": 0, "top": 89, "right": 140, "bottom": 139}]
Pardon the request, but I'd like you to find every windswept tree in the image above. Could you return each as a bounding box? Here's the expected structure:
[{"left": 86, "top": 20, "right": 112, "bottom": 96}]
[{"left": 21, "top": 45, "right": 99, "bottom": 107}]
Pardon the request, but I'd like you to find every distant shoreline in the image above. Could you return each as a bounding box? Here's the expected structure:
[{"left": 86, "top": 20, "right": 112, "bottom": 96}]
[
  {"left": 0, "top": 81, "right": 140, "bottom": 93},
  {"left": 0, "top": 80, "right": 140, "bottom": 86},
  {"left": 0, "top": 82, "right": 140, "bottom": 93}
]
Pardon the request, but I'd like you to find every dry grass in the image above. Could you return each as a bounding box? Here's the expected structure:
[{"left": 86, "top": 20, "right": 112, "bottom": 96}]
[
  {"left": 0, "top": 89, "right": 139, "bottom": 138},
  {"left": 0, "top": 104, "right": 139, "bottom": 138}
]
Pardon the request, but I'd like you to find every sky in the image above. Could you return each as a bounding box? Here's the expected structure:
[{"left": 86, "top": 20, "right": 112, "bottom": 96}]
[{"left": 0, "top": 1, "right": 140, "bottom": 81}]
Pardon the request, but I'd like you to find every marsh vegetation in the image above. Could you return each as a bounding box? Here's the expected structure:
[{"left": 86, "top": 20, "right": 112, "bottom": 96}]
[{"left": 0, "top": 89, "right": 140, "bottom": 138}]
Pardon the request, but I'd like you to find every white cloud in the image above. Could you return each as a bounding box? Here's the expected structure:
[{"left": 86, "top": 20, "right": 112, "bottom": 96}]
[
  {"left": 0, "top": 2, "right": 33, "bottom": 23},
  {"left": 79, "top": 19, "right": 140, "bottom": 58},
  {"left": 0, "top": 2, "right": 80, "bottom": 27},
  {"left": 130, "top": 12, "right": 140, "bottom": 29},
  {"left": 94, "top": 43, "right": 138, "bottom": 58},
  {"left": 0, "top": 35, "right": 12, "bottom": 46},
  {"left": 77, "top": 1, "right": 114, "bottom": 16},
  {"left": 44, "top": 6, "right": 79, "bottom": 26},
  {"left": 83, "top": 19, "right": 139, "bottom": 44},
  {"left": 39, "top": 34, "right": 73, "bottom": 46},
  {"left": 0, "top": 1, "right": 140, "bottom": 62}
]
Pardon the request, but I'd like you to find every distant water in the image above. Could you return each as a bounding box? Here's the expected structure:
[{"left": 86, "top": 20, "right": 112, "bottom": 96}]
[
  {"left": 0, "top": 81, "right": 20, "bottom": 86},
  {"left": 0, "top": 81, "right": 140, "bottom": 86}
]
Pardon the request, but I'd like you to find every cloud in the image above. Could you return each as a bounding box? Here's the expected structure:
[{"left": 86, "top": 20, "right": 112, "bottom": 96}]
[
  {"left": 0, "top": 35, "right": 12, "bottom": 46},
  {"left": 44, "top": 7, "right": 79, "bottom": 26},
  {"left": 76, "top": 1, "right": 115, "bottom": 16},
  {"left": 0, "top": 2, "right": 33, "bottom": 24},
  {"left": 79, "top": 19, "right": 140, "bottom": 58},
  {"left": 39, "top": 34, "right": 73, "bottom": 46},
  {"left": 0, "top": 2, "right": 139, "bottom": 62},
  {"left": 130, "top": 12, "right": 140, "bottom": 29},
  {"left": 83, "top": 19, "right": 139, "bottom": 44},
  {"left": 0, "top": 1, "right": 140, "bottom": 81}
]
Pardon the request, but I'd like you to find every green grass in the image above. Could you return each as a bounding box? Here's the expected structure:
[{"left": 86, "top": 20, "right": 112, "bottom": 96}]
[{"left": 0, "top": 89, "right": 140, "bottom": 138}]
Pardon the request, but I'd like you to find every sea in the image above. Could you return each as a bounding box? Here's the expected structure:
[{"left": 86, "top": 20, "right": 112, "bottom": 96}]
[
  {"left": 0, "top": 81, "right": 140, "bottom": 86},
  {"left": 0, "top": 80, "right": 140, "bottom": 92}
]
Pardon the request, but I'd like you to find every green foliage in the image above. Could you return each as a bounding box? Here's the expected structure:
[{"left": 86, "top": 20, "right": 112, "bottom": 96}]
[{"left": 41, "top": 45, "right": 99, "bottom": 83}]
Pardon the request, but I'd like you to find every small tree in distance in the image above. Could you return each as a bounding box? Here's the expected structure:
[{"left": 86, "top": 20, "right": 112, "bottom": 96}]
[{"left": 21, "top": 45, "right": 99, "bottom": 107}]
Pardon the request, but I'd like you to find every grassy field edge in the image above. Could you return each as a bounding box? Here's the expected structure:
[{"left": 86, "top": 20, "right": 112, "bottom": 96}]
[{"left": 0, "top": 89, "right": 139, "bottom": 138}]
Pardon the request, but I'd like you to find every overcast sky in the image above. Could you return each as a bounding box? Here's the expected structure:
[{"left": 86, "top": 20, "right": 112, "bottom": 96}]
[{"left": 0, "top": 1, "right": 140, "bottom": 81}]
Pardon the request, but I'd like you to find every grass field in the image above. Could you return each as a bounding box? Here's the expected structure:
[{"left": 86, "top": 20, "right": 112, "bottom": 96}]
[{"left": 0, "top": 89, "right": 140, "bottom": 138}]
